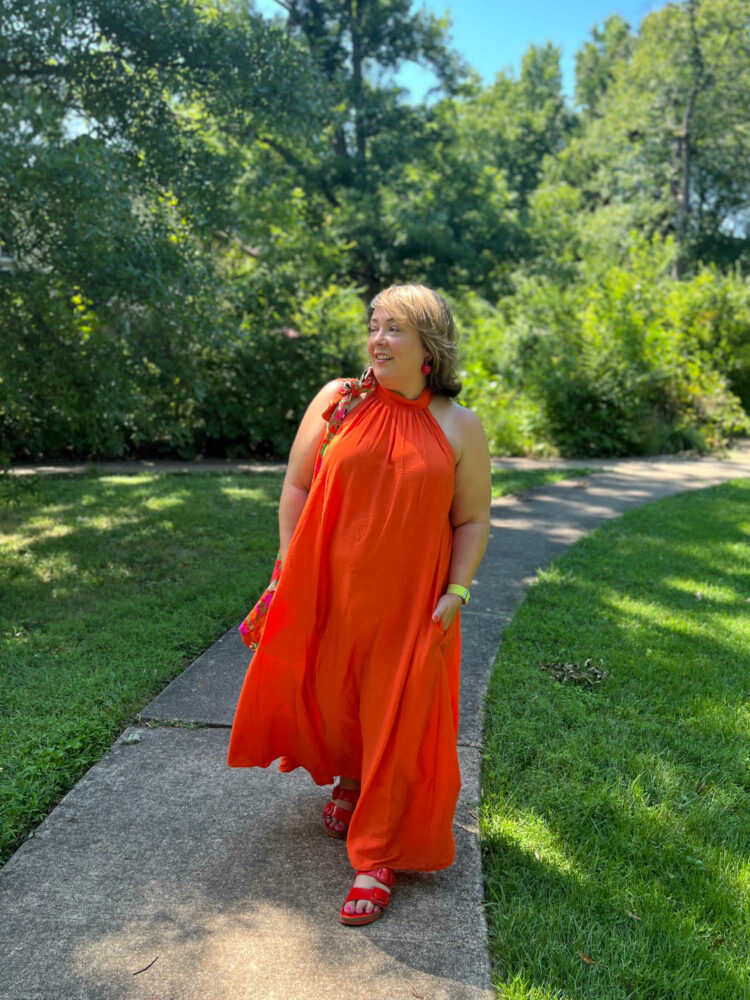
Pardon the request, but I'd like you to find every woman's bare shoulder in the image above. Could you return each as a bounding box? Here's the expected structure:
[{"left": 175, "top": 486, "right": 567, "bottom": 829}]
[
  {"left": 298, "top": 377, "right": 371, "bottom": 427},
  {"left": 323, "top": 376, "right": 348, "bottom": 395},
  {"left": 450, "top": 399, "right": 485, "bottom": 433},
  {"left": 305, "top": 377, "right": 348, "bottom": 412},
  {"left": 430, "top": 396, "right": 486, "bottom": 461},
  {"left": 320, "top": 375, "right": 363, "bottom": 396}
]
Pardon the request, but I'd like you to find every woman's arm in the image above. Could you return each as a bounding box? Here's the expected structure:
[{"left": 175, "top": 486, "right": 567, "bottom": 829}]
[
  {"left": 432, "top": 406, "right": 492, "bottom": 630},
  {"left": 278, "top": 379, "right": 343, "bottom": 562}
]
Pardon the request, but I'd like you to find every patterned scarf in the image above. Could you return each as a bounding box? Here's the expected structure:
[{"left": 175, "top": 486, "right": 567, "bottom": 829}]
[{"left": 317, "top": 366, "right": 376, "bottom": 466}]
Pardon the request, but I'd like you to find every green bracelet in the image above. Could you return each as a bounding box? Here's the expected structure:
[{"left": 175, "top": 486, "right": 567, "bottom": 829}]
[{"left": 447, "top": 583, "right": 470, "bottom": 605}]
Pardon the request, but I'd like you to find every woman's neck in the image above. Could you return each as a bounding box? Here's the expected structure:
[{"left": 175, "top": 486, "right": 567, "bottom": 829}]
[{"left": 377, "top": 374, "right": 428, "bottom": 400}]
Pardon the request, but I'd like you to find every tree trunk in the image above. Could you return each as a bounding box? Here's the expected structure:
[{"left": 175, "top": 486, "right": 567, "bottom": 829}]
[
  {"left": 349, "top": 0, "right": 366, "bottom": 168},
  {"left": 672, "top": 92, "right": 696, "bottom": 279},
  {"left": 672, "top": 0, "right": 705, "bottom": 279}
]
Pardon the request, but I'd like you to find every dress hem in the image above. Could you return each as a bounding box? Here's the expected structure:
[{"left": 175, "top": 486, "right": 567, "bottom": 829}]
[{"left": 348, "top": 857, "right": 455, "bottom": 874}]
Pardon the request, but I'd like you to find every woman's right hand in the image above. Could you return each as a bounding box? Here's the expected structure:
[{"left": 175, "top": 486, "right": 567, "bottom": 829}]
[{"left": 431, "top": 592, "right": 463, "bottom": 632}]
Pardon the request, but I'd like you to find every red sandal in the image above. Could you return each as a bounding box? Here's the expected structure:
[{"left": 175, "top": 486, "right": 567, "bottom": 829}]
[
  {"left": 339, "top": 866, "right": 396, "bottom": 926},
  {"left": 322, "top": 783, "right": 360, "bottom": 839}
]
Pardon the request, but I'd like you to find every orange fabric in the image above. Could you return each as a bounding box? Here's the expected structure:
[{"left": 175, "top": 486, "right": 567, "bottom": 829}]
[{"left": 227, "top": 380, "right": 461, "bottom": 872}]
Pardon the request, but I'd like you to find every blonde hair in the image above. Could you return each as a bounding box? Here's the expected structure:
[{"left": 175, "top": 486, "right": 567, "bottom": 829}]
[{"left": 369, "top": 284, "right": 462, "bottom": 398}]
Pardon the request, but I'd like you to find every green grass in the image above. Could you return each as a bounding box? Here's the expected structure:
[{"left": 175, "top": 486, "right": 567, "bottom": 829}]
[
  {"left": 0, "top": 470, "right": 283, "bottom": 864},
  {"left": 491, "top": 468, "right": 597, "bottom": 499},
  {"left": 481, "top": 480, "right": 750, "bottom": 1000}
]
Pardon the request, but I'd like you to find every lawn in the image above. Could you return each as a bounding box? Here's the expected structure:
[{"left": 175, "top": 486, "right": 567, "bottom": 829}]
[
  {"left": 0, "top": 465, "right": 590, "bottom": 866},
  {"left": 481, "top": 480, "right": 750, "bottom": 1000},
  {"left": 0, "top": 470, "right": 283, "bottom": 865}
]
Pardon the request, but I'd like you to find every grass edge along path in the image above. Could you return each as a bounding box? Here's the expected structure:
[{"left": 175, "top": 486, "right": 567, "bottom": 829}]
[
  {"left": 490, "top": 468, "right": 598, "bottom": 500},
  {"left": 481, "top": 480, "right": 750, "bottom": 1000},
  {"left": 1, "top": 466, "right": 591, "bottom": 866}
]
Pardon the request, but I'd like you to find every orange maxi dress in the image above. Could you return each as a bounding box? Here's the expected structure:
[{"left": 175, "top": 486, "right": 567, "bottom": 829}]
[{"left": 227, "top": 379, "right": 461, "bottom": 872}]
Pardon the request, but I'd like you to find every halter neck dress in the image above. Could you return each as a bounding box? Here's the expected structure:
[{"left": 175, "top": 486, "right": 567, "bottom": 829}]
[{"left": 227, "top": 378, "right": 462, "bottom": 872}]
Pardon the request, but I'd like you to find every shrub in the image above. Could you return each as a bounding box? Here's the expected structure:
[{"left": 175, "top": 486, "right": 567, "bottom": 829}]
[
  {"left": 454, "top": 239, "right": 750, "bottom": 457},
  {"left": 450, "top": 291, "right": 548, "bottom": 454},
  {"left": 0, "top": 276, "right": 366, "bottom": 461},
  {"left": 540, "top": 243, "right": 748, "bottom": 454}
]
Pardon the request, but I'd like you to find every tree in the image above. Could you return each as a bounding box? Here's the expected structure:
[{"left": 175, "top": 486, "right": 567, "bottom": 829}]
[
  {"left": 553, "top": 0, "right": 750, "bottom": 276},
  {"left": 574, "top": 14, "right": 633, "bottom": 120},
  {"left": 232, "top": 0, "right": 484, "bottom": 299},
  {"left": 0, "top": 0, "right": 316, "bottom": 279},
  {"left": 0, "top": 0, "right": 319, "bottom": 458}
]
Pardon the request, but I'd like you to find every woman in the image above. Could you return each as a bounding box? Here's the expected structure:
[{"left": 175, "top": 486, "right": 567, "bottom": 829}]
[{"left": 228, "top": 284, "right": 491, "bottom": 926}]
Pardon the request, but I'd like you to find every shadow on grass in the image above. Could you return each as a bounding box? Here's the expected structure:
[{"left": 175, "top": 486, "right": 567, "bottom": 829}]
[
  {"left": 0, "top": 471, "right": 284, "bottom": 863},
  {"left": 2, "top": 471, "right": 283, "bottom": 628},
  {"left": 482, "top": 481, "right": 750, "bottom": 1000}
]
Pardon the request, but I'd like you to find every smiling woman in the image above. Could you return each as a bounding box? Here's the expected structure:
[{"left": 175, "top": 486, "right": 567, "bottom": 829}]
[
  {"left": 368, "top": 284, "right": 462, "bottom": 400},
  {"left": 227, "top": 283, "right": 492, "bottom": 926}
]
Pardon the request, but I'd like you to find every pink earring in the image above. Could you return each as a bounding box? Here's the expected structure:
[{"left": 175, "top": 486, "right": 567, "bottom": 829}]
[{"left": 421, "top": 356, "right": 433, "bottom": 375}]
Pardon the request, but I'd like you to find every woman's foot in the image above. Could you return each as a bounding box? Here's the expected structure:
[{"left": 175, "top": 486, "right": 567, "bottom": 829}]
[
  {"left": 322, "top": 777, "right": 360, "bottom": 838},
  {"left": 339, "top": 867, "right": 395, "bottom": 926}
]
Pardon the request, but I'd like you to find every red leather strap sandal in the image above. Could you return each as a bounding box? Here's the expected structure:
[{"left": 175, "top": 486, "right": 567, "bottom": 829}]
[
  {"left": 322, "top": 784, "right": 360, "bottom": 839},
  {"left": 339, "top": 866, "right": 396, "bottom": 926}
]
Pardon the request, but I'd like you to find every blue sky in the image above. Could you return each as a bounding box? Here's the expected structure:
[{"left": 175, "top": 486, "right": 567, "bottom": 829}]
[{"left": 253, "top": 0, "right": 666, "bottom": 101}]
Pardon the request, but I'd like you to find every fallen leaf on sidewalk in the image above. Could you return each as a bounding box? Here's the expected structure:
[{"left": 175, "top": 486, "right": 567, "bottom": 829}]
[
  {"left": 121, "top": 732, "right": 142, "bottom": 745},
  {"left": 578, "top": 950, "right": 596, "bottom": 965}
]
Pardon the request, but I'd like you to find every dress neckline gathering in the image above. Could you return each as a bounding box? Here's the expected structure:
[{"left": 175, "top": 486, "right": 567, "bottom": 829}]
[{"left": 374, "top": 380, "right": 432, "bottom": 409}]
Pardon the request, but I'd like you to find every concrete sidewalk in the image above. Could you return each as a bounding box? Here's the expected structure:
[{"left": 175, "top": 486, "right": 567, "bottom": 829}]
[{"left": 2, "top": 446, "right": 750, "bottom": 1000}]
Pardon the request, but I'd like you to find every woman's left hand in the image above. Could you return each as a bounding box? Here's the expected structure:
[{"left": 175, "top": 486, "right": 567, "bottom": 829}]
[{"left": 432, "top": 592, "right": 464, "bottom": 632}]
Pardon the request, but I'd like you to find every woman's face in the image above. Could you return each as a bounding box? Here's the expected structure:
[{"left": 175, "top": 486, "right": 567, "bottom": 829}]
[{"left": 367, "top": 306, "right": 426, "bottom": 381}]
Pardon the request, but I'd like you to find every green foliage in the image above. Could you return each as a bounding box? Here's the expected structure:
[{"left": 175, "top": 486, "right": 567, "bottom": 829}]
[
  {"left": 0, "top": 0, "right": 327, "bottom": 460},
  {"left": 519, "top": 258, "right": 748, "bottom": 456},
  {"left": 451, "top": 291, "right": 545, "bottom": 455},
  {"left": 452, "top": 239, "right": 750, "bottom": 457},
  {"left": 574, "top": 14, "right": 633, "bottom": 119},
  {"left": 661, "top": 267, "right": 750, "bottom": 411},
  {"left": 559, "top": 0, "right": 750, "bottom": 275},
  {"left": 1, "top": 0, "right": 748, "bottom": 461},
  {"left": 195, "top": 293, "right": 365, "bottom": 458},
  {"left": 0, "top": 277, "right": 364, "bottom": 460}
]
